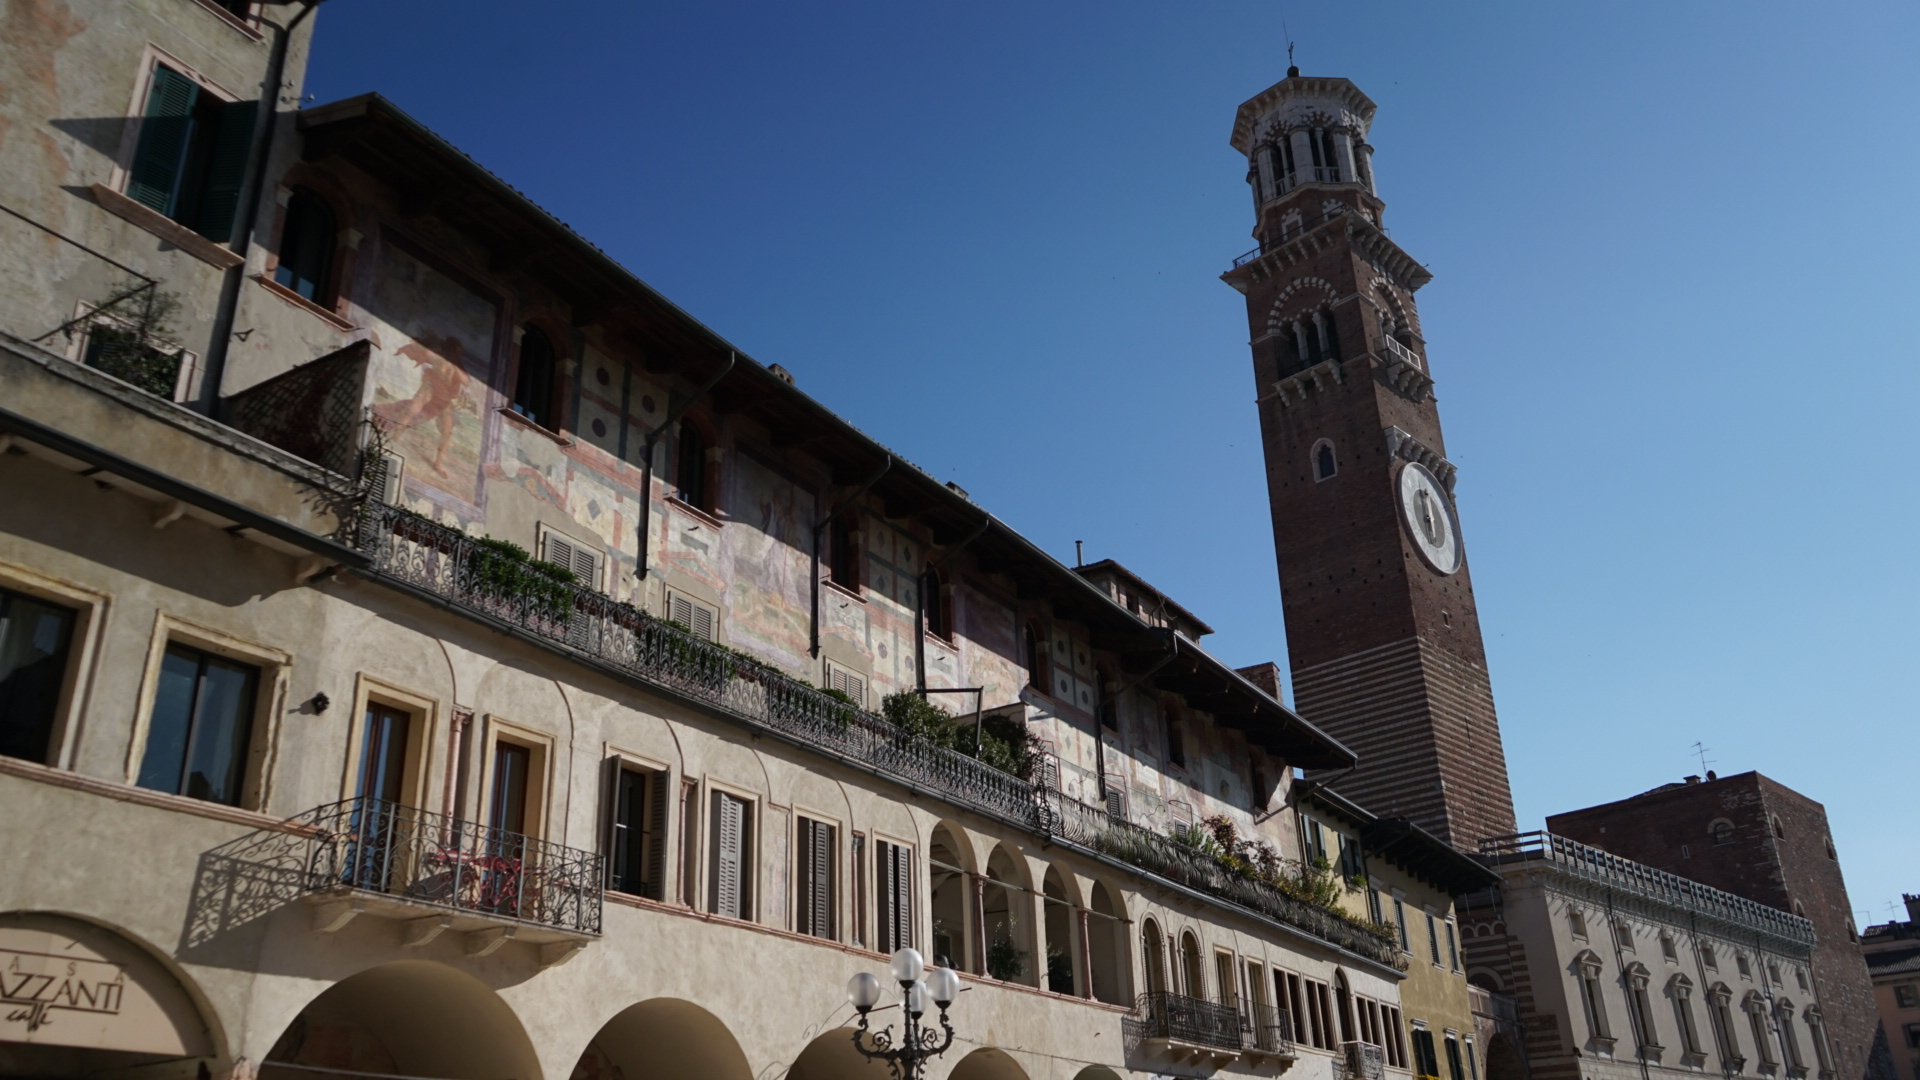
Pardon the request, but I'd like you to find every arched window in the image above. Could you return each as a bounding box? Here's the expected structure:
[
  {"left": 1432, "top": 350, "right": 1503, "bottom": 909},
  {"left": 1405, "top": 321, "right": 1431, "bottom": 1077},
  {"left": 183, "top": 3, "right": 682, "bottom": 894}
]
[
  {"left": 1771, "top": 815, "right": 1786, "bottom": 839},
  {"left": 1314, "top": 440, "right": 1337, "bottom": 481},
  {"left": 1710, "top": 819, "right": 1735, "bottom": 846},
  {"left": 511, "top": 326, "right": 559, "bottom": 430},
  {"left": 1179, "top": 931, "right": 1205, "bottom": 999},
  {"left": 1141, "top": 918, "right": 1167, "bottom": 995},
  {"left": 273, "top": 188, "right": 334, "bottom": 303},
  {"left": 675, "top": 420, "right": 708, "bottom": 509},
  {"left": 1333, "top": 970, "right": 1356, "bottom": 1043},
  {"left": 1024, "top": 622, "right": 1048, "bottom": 691}
]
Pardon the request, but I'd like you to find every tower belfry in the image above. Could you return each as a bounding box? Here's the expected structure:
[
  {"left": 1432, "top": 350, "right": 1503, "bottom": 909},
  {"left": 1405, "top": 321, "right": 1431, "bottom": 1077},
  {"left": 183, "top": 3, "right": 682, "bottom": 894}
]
[{"left": 1224, "top": 70, "right": 1517, "bottom": 848}]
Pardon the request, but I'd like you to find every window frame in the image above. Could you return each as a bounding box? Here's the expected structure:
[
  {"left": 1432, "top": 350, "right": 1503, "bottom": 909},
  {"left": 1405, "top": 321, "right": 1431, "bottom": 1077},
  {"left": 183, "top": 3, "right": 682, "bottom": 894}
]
[
  {"left": 126, "top": 613, "right": 288, "bottom": 810},
  {"left": 115, "top": 50, "right": 254, "bottom": 241},
  {"left": 269, "top": 186, "right": 340, "bottom": 307},
  {"left": 703, "top": 780, "right": 758, "bottom": 922},
  {"left": 475, "top": 715, "right": 554, "bottom": 841},
  {"left": 0, "top": 563, "right": 106, "bottom": 771},
  {"left": 603, "top": 751, "right": 672, "bottom": 901},
  {"left": 794, "top": 811, "right": 840, "bottom": 941},
  {"left": 1312, "top": 437, "right": 1338, "bottom": 482},
  {"left": 337, "top": 674, "right": 439, "bottom": 810}
]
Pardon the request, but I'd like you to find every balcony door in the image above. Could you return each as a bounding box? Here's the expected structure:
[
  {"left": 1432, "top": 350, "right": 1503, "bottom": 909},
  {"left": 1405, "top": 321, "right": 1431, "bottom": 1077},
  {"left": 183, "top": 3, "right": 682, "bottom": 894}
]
[
  {"left": 348, "top": 703, "right": 412, "bottom": 892},
  {"left": 482, "top": 740, "right": 533, "bottom": 917},
  {"left": 489, "top": 741, "right": 531, "bottom": 836},
  {"left": 356, "top": 704, "right": 410, "bottom": 805}
]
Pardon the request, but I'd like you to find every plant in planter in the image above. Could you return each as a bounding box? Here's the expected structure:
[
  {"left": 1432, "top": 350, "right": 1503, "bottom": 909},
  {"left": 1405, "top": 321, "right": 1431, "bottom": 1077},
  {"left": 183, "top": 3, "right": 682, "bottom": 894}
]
[
  {"left": 986, "top": 934, "right": 1027, "bottom": 982},
  {"left": 464, "top": 537, "right": 576, "bottom": 622}
]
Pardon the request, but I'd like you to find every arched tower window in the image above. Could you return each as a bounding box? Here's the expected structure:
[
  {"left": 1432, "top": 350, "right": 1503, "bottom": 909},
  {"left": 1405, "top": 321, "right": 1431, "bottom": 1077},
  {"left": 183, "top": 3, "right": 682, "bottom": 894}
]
[
  {"left": 273, "top": 188, "right": 334, "bottom": 303},
  {"left": 511, "top": 326, "right": 560, "bottom": 430},
  {"left": 1313, "top": 439, "right": 1337, "bottom": 482}
]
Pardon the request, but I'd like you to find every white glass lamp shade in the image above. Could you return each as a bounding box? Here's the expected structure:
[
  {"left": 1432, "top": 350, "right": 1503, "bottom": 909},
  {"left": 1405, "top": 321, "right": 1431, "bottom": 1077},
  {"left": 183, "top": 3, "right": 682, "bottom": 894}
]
[
  {"left": 889, "top": 947, "right": 926, "bottom": 985},
  {"left": 927, "top": 965, "right": 961, "bottom": 1007},
  {"left": 906, "top": 979, "right": 929, "bottom": 1017},
  {"left": 847, "top": 971, "right": 883, "bottom": 1012}
]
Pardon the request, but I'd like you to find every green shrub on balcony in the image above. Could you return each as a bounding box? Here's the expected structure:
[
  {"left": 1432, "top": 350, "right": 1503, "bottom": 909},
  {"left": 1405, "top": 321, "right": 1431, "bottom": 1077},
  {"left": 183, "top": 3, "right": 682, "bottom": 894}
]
[
  {"left": 464, "top": 537, "right": 576, "bottom": 622},
  {"left": 881, "top": 693, "right": 1033, "bottom": 780}
]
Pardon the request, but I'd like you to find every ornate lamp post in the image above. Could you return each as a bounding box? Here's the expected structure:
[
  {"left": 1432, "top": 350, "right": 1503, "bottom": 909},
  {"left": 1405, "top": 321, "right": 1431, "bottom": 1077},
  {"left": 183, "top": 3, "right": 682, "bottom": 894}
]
[{"left": 847, "top": 947, "right": 962, "bottom": 1080}]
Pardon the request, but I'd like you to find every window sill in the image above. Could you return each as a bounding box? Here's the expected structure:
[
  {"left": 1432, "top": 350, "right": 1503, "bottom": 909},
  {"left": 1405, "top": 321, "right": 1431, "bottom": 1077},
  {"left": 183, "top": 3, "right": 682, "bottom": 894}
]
[
  {"left": 823, "top": 579, "right": 866, "bottom": 604},
  {"left": 187, "top": 0, "right": 265, "bottom": 39},
  {"left": 91, "top": 184, "right": 245, "bottom": 270},
  {"left": 665, "top": 495, "right": 724, "bottom": 530},
  {"left": 0, "top": 752, "right": 283, "bottom": 832},
  {"left": 252, "top": 274, "right": 354, "bottom": 332},
  {"left": 497, "top": 406, "right": 573, "bottom": 446}
]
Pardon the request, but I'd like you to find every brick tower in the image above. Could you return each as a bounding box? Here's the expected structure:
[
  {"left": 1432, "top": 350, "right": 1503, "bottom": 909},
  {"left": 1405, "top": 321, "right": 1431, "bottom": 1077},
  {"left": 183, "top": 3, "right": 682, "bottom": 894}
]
[{"left": 1223, "top": 68, "right": 1516, "bottom": 848}]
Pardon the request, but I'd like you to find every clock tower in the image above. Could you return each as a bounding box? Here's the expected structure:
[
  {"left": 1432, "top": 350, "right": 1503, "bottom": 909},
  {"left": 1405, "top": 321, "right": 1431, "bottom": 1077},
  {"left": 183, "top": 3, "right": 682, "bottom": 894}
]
[{"left": 1224, "top": 68, "right": 1517, "bottom": 849}]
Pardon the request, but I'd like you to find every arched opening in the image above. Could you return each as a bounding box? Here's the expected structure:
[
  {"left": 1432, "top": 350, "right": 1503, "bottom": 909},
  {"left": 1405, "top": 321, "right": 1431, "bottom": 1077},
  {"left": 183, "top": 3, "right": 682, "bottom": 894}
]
[
  {"left": 1334, "top": 970, "right": 1356, "bottom": 1043},
  {"left": 1141, "top": 918, "right": 1167, "bottom": 996},
  {"left": 788, "top": 1024, "right": 892, "bottom": 1080},
  {"left": 1041, "top": 867, "right": 1076, "bottom": 996},
  {"left": 569, "top": 997, "right": 752, "bottom": 1080},
  {"left": 1483, "top": 1034, "right": 1524, "bottom": 1080},
  {"left": 274, "top": 188, "right": 335, "bottom": 303},
  {"left": 928, "top": 824, "right": 971, "bottom": 972},
  {"left": 262, "top": 961, "right": 538, "bottom": 1080},
  {"left": 949, "top": 1046, "right": 1030, "bottom": 1080},
  {"left": 1179, "top": 930, "right": 1205, "bottom": 999},
  {"left": 0, "top": 913, "right": 219, "bottom": 1079},
  {"left": 1072, "top": 1069, "right": 1123, "bottom": 1080},
  {"left": 983, "top": 845, "right": 1034, "bottom": 986},
  {"left": 1314, "top": 440, "right": 1338, "bottom": 481},
  {"left": 511, "top": 325, "right": 561, "bottom": 431},
  {"left": 1088, "top": 881, "right": 1125, "bottom": 1006}
]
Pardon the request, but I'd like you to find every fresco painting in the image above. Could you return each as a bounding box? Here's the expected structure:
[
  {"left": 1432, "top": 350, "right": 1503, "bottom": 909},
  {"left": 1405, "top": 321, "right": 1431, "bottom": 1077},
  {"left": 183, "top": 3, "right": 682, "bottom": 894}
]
[
  {"left": 365, "top": 241, "right": 498, "bottom": 511},
  {"left": 721, "top": 449, "right": 810, "bottom": 661}
]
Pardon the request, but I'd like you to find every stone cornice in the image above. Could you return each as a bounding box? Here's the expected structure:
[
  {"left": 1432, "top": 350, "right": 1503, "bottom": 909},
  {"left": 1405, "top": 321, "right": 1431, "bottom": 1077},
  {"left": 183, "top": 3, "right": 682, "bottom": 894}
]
[
  {"left": 1231, "top": 76, "right": 1377, "bottom": 153},
  {"left": 1383, "top": 425, "right": 1456, "bottom": 492}
]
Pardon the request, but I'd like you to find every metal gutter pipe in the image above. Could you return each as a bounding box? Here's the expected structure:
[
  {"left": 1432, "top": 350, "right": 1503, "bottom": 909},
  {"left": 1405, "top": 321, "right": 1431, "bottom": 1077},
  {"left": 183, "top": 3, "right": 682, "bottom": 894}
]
[{"left": 635, "top": 351, "right": 734, "bottom": 580}]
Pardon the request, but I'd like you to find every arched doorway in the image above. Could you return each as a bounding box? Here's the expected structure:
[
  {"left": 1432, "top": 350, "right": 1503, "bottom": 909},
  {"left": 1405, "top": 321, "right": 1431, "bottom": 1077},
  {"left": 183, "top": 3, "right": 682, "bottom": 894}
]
[
  {"left": 1087, "top": 881, "right": 1125, "bottom": 1005},
  {"left": 949, "top": 1046, "right": 1030, "bottom": 1080},
  {"left": 262, "top": 961, "right": 538, "bottom": 1080},
  {"left": 0, "top": 913, "right": 218, "bottom": 1079},
  {"left": 1178, "top": 931, "right": 1205, "bottom": 999},
  {"left": 1141, "top": 918, "right": 1167, "bottom": 995},
  {"left": 929, "top": 825, "right": 971, "bottom": 972},
  {"left": 1484, "top": 1033, "right": 1525, "bottom": 1080},
  {"left": 569, "top": 998, "right": 751, "bottom": 1080},
  {"left": 1071, "top": 1069, "right": 1123, "bottom": 1080}
]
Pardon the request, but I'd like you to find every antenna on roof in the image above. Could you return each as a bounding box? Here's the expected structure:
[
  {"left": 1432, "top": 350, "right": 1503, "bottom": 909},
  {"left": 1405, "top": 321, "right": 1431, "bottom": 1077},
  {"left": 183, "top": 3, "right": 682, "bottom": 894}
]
[{"left": 1691, "top": 741, "right": 1716, "bottom": 776}]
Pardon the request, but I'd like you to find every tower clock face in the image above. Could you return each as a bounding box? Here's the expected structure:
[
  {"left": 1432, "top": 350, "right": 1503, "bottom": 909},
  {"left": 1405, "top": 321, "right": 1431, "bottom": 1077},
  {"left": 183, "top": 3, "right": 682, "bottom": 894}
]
[{"left": 1397, "top": 462, "right": 1462, "bottom": 574}]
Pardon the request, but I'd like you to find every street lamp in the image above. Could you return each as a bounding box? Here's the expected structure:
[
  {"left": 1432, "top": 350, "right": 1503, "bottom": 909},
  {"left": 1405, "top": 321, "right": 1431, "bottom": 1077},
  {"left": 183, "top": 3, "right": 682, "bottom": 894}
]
[{"left": 847, "top": 948, "right": 962, "bottom": 1080}]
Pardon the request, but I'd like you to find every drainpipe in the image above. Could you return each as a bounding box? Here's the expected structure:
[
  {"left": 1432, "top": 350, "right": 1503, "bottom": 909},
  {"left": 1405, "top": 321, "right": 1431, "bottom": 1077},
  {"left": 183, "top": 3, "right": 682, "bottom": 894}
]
[
  {"left": 634, "top": 352, "right": 734, "bottom": 581},
  {"left": 202, "top": 0, "right": 326, "bottom": 416},
  {"left": 1096, "top": 632, "right": 1179, "bottom": 811},
  {"left": 810, "top": 457, "right": 891, "bottom": 658},
  {"left": 914, "top": 511, "right": 990, "bottom": 693}
]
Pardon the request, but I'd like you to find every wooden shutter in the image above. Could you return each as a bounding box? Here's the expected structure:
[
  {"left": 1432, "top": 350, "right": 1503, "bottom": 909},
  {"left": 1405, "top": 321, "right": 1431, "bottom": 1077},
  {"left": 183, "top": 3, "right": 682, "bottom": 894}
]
[
  {"left": 827, "top": 665, "right": 866, "bottom": 708},
  {"left": 849, "top": 833, "right": 866, "bottom": 948},
  {"left": 710, "top": 791, "right": 744, "bottom": 918},
  {"left": 194, "top": 98, "right": 256, "bottom": 241},
  {"left": 643, "top": 768, "right": 670, "bottom": 901},
  {"left": 875, "top": 840, "right": 912, "bottom": 953},
  {"left": 128, "top": 67, "right": 199, "bottom": 213},
  {"left": 690, "top": 600, "right": 714, "bottom": 641},
  {"left": 796, "top": 818, "right": 814, "bottom": 935},
  {"left": 668, "top": 592, "right": 715, "bottom": 640},
  {"left": 798, "top": 818, "right": 833, "bottom": 939},
  {"left": 543, "top": 532, "right": 601, "bottom": 590},
  {"left": 604, "top": 756, "right": 629, "bottom": 890}
]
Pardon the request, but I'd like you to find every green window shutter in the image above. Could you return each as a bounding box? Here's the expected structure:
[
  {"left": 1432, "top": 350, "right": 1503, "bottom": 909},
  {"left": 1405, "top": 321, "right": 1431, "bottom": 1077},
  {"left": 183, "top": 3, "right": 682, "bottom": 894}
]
[
  {"left": 194, "top": 98, "right": 256, "bottom": 242},
  {"left": 128, "top": 68, "right": 199, "bottom": 214}
]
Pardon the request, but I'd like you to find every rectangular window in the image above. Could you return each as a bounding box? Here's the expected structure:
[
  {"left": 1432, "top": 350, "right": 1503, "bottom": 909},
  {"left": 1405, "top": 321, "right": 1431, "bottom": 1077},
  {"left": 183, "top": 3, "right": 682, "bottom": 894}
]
[
  {"left": 127, "top": 65, "right": 257, "bottom": 241},
  {"left": 355, "top": 703, "right": 411, "bottom": 804},
  {"left": 678, "top": 779, "right": 699, "bottom": 905},
  {"left": 541, "top": 530, "right": 603, "bottom": 592},
  {"left": 1615, "top": 922, "right": 1635, "bottom": 950},
  {"left": 1395, "top": 898, "right": 1411, "bottom": 952},
  {"left": 608, "top": 763, "right": 669, "bottom": 901},
  {"left": 666, "top": 590, "right": 717, "bottom": 641},
  {"left": 1447, "top": 920, "right": 1460, "bottom": 971},
  {"left": 1215, "top": 951, "right": 1239, "bottom": 1009},
  {"left": 1896, "top": 984, "right": 1920, "bottom": 1009},
  {"left": 708, "top": 790, "right": 753, "bottom": 920},
  {"left": 875, "top": 840, "right": 914, "bottom": 954},
  {"left": 138, "top": 643, "right": 259, "bottom": 805},
  {"left": 1368, "top": 888, "right": 1385, "bottom": 926},
  {"left": 1278, "top": 971, "right": 1308, "bottom": 1044},
  {"left": 1444, "top": 1034, "right": 1465, "bottom": 1080},
  {"left": 796, "top": 816, "right": 837, "bottom": 940},
  {"left": 829, "top": 513, "right": 860, "bottom": 589},
  {"left": 1339, "top": 833, "right": 1365, "bottom": 880},
  {"left": 0, "top": 587, "right": 78, "bottom": 765},
  {"left": 1412, "top": 1028, "right": 1440, "bottom": 1080},
  {"left": 1383, "top": 1005, "right": 1407, "bottom": 1068},
  {"left": 1466, "top": 1037, "right": 1479, "bottom": 1080},
  {"left": 1428, "top": 912, "right": 1443, "bottom": 966},
  {"left": 1904, "top": 1023, "right": 1920, "bottom": 1051},
  {"left": 825, "top": 662, "right": 867, "bottom": 709}
]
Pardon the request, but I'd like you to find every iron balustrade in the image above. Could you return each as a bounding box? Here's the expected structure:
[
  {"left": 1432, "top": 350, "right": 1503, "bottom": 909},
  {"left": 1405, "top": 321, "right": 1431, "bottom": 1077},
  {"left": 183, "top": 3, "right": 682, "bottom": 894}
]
[
  {"left": 1136, "top": 992, "right": 1246, "bottom": 1053},
  {"left": 356, "top": 502, "right": 1404, "bottom": 966},
  {"left": 1379, "top": 335, "right": 1423, "bottom": 371},
  {"left": 298, "top": 796, "right": 601, "bottom": 934},
  {"left": 1343, "top": 1040, "right": 1387, "bottom": 1080},
  {"left": 1245, "top": 1002, "right": 1296, "bottom": 1056},
  {"left": 1314, "top": 166, "right": 1344, "bottom": 183},
  {"left": 1479, "top": 833, "right": 1815, "bottom": 949}
]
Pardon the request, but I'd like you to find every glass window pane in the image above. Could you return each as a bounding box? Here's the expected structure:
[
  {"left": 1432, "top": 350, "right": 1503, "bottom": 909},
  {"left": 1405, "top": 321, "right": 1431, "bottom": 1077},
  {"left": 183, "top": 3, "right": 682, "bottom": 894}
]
[
  {"left": 0, "top": 591, "right": 77, "bottom": 763},
  {"left": 138, "top": 647, "right": 203, "bottom": 793},
  {"left": 182, "top": 654, "right": 256, "bottom": 805}
]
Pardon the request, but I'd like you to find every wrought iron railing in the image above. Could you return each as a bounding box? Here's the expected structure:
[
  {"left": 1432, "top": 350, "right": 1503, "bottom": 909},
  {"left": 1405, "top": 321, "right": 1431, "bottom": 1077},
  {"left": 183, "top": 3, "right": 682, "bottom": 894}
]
[
  {"left": 1137, "top": 992, "right": 1246, "bottom": 1052},
  {"left": 300, "top": 796, "right": 601, "bottom": 935},
  {"left": 357, "top": 502, "right": 1403, "bottom": 966},
  {"left": 1480, "top": 832, "right": 1815, "bottom": 948},
  {"left": 1246, "top": 1002, "right": 1296, "bottom": 1056}
]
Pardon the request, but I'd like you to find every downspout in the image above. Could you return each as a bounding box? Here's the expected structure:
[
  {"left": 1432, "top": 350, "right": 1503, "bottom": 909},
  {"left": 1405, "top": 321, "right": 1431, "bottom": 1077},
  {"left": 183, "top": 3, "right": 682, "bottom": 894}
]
[
  {"left": 810, "top": 457, "right": 891, "bottom": 658},
  {"left": 202, "top": 0, "right": 326, "bottom": 417},
  {"left": 914, "top": 512, "right": 991, "bottom": 693},
  {"left": 635, "top": 352, "right": 734, "bottom": 581},
  {"left": 1096, "top": 632, "right": 1179, "bottom": 811}
]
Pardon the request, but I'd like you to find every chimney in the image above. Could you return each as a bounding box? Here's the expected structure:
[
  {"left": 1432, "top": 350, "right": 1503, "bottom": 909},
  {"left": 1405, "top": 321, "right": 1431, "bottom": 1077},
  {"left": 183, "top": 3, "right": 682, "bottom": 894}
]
[
  {"left": 1904, "top": 894, "right": 1920, "bottom": 925},
  {"left": 1684, "top": 775, "right": 1701, "bottom": 785}
]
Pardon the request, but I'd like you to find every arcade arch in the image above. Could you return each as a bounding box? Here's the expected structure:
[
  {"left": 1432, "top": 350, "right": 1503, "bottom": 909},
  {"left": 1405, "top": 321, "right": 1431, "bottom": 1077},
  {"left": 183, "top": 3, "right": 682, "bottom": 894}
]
[
  {"left": 261, "top": 961, "right": 538, "bottom": 1080},
  {"left": 568, "top": 998, "right": 752, "bottom": 1080}
]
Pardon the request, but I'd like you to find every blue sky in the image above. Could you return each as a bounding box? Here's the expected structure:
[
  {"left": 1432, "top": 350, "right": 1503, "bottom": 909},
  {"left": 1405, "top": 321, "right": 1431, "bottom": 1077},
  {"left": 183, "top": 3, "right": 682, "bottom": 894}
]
[{"left": 304, "top": 2, "right": 1920, "bottom": 923}]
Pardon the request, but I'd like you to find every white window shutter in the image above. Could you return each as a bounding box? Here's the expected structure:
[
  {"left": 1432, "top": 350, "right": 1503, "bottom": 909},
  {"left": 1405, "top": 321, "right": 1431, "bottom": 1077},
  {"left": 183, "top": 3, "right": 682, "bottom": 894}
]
[
  {"left": 670, "top": 593, "right": 693, "bottom": 627},
  {"left": 543, "top": 533, "right": 576, "bottom": 572},
  {"left": 691, "top": 601, "right": 715, "bottom": 641},
  {"left": 714, "top": 793, "right": 743, "bottom": 918}
]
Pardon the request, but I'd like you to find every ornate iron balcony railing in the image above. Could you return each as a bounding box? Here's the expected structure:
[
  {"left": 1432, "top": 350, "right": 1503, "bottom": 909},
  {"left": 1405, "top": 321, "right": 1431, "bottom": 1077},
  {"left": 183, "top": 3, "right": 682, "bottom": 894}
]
[
  {"left": 354, "top": 502, "right": 1403, "bottom": 967},
  {"left": 300, "top": 796, "right": 602, "bottom": 935},
  {"left": 1137, "top": 991, "right": 1246, "bottom": 1053},
  {"left": 1480, "top": 832, "right": 1815, "bottom": 949}
]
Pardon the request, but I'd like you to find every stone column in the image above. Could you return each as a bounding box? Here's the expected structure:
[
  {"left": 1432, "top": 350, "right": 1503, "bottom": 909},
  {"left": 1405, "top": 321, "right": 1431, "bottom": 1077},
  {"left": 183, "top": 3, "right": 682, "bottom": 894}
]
[
  {"left": 1335, "top": 130, "right": 1358, "bottom": 184},
  {"left": 1255, "top": 147, "right": 1276, "bottom": 203},
  {"left": 1290, "top": 129, "right": 1315, "bottom": 185},
  {"left": 1357, "top": 142, "right": 1377, "bottom": 194},
  {"left": 1292, "top": 320, "right": 1311, "bottom": 365},
  {"left": 970, "top": 873, "right": 987, "bottom": 977},
  {"left": 1078, "top": 908, "right": 1095, "bottom": 999}
]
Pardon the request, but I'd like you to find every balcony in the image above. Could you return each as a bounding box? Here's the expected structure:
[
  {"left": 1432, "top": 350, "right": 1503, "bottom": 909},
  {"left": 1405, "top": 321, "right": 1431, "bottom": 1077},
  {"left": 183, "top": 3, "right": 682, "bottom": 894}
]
[
  {"left": 1343, "top": 1040, "right": 1386, "bottom": 1080},
  {"left": 1379, "top": 335, "right": 1423, "bottom": 372},
  {"left": 194, "top": 796, "right": 600, "bottom": 966},
  {"left": 1135, "top": 992, "right": 1294, "bottom": 1063}
]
